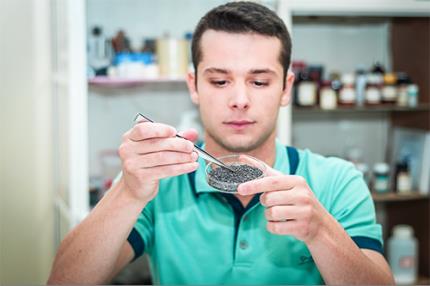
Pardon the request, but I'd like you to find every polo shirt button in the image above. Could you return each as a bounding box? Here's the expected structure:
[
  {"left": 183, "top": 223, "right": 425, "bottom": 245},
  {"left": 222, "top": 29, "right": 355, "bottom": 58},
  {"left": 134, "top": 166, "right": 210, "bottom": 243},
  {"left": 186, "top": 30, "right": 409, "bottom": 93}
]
[
  {"left": 239, "top": 240, "right": 248, "bottom": 250},
  {"left": 243, "top": 216, "right": 248, "bottom": 221}
]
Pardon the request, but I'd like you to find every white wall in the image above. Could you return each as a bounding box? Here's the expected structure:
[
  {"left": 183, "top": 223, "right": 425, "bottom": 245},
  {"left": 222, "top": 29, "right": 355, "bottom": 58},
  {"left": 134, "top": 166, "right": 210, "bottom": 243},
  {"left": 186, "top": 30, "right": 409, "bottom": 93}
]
[
  {"left": 292, "top": 113, "right": 389, "bottom": 166},
  {"left": 88, "top": 85, "right": 196, "bottom": 176},
  {"left": 0, "top": 0, "right": 54, "bottom": 284},
  {"left": 292, "top": 20, "right": 391, "bottom": 74},
  {"left": 86, "top": 0, "right": 228, "bottom": 47}
]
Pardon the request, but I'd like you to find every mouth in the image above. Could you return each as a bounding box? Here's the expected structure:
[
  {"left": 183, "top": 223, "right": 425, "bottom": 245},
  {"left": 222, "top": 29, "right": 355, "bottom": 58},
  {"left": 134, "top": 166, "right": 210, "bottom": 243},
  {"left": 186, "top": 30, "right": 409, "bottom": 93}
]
[{"left": 223, "top": 120, "right": 256, "bottom": 131}]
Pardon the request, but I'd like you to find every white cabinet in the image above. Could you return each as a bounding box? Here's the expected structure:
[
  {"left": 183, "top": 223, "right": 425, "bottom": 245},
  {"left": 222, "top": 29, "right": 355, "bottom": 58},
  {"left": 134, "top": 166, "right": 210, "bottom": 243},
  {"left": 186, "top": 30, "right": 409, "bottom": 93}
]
[{"left": 51, "top": 0, "right": 89, "bottom": 244}]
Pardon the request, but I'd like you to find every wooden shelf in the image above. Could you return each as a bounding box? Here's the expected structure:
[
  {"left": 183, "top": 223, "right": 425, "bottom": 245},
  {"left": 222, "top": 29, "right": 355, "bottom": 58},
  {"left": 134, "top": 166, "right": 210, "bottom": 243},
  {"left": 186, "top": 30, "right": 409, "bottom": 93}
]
[
  {"left": 372, "top": 192, "right": 429, "bottom": 203},
  {"left": 88, "top": 76, "right": 186, "bottom": 88},
  {"left": 293, "top": 104, "right": 430, "bottom": 114},
  {"left": 417, "top": 276, "right": 430, "bottom": 285}
]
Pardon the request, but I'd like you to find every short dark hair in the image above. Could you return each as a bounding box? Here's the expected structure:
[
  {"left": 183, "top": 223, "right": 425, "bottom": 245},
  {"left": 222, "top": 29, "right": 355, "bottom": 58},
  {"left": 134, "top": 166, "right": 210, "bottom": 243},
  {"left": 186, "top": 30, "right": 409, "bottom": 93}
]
[{"left": 191, "top": 1, "right": 292, "bottom": 85}]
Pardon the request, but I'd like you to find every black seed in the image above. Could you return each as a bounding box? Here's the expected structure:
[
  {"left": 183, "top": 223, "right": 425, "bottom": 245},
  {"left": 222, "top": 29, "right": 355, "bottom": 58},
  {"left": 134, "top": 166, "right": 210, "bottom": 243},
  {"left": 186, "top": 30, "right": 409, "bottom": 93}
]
[{"left": 208, "top": 164, "right": 263, "bottom": 192}]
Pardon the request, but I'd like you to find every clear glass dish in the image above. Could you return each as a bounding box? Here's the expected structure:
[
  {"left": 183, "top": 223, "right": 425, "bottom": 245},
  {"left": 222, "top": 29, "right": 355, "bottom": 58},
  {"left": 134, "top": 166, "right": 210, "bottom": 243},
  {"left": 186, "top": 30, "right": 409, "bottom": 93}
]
[{"left": 205, "top": 154, "right": 266, "bottom": 194}]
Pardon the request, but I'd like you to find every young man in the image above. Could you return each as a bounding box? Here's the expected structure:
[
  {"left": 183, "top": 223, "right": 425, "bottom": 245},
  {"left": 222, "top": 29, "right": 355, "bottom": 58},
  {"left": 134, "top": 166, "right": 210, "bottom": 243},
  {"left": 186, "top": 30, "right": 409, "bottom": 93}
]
[{"left": 48, "top": 2, "right": 394, "bottom": 284}]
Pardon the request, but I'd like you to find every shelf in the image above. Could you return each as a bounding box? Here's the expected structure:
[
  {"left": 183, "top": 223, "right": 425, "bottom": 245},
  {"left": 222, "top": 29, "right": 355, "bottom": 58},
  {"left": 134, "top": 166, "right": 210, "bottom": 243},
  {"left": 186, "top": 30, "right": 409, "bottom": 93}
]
[
  {"left": 417, "top": 276, "right": 430, "bottom": 285},
  {"left": 287, "top": 0, "right": 430, "bottom": 16},
  {"left": 293, "top": 104, "right": 430, "bottom": 114},
  {"left": 88, "top": 76, "right": 186, "bottom": 88},
  {"left": 372, "top": 192, "right": 429, "bottom": 203}
]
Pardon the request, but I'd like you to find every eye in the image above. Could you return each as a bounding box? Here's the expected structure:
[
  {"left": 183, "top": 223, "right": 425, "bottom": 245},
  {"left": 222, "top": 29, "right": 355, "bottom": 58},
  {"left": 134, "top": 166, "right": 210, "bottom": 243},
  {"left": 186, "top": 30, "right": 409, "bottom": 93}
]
[
  {"left": 210, "top": 80, "right": 228, "bottom": 87},
  {"left": 253, "top": 80, "right": 269, "bottom": 87}
]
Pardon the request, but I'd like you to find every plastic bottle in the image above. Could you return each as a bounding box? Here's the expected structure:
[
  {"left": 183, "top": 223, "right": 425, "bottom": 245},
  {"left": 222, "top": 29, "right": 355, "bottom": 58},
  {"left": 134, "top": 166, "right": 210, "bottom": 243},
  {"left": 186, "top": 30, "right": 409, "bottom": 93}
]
[{"left": 388, "top": 225, "right": 418, "bottom": 284}]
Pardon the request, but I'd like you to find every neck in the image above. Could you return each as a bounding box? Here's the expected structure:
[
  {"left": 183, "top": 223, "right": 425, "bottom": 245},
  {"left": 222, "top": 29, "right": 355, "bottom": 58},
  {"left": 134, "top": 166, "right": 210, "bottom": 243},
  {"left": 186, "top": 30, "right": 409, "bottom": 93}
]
[{"left": 204, "top": 131, "right": 278, "bottom": 168}]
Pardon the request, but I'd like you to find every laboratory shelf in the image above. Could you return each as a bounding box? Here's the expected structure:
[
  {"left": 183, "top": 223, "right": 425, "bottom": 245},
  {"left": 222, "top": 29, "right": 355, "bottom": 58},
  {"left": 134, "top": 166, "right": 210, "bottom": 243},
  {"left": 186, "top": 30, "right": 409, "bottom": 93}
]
[
  {"left": 88, "top": 76, "right": 186, "bottom": 88},
  {"left": 372, "top": 192, "right": 429, "bottom": 203}
]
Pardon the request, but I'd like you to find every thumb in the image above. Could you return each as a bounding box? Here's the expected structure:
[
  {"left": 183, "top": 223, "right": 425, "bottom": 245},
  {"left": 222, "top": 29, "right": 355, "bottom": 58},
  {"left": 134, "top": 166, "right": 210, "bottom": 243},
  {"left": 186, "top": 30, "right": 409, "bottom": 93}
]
[{"left": 178, "top": 128, "right": 199, "bottom": 143}]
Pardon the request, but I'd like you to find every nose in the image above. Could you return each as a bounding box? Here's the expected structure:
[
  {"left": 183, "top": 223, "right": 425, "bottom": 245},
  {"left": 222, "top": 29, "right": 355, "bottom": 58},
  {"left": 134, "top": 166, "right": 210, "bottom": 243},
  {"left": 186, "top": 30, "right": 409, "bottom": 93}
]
[{"left": 228, "top": 83, "right": 250, "bottom": 110}]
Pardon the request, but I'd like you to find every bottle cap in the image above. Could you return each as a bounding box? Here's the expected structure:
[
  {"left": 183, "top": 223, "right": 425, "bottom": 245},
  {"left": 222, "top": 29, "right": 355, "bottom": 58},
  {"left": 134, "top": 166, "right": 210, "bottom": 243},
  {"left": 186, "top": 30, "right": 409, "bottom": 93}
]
[
  {"left": 341, "top": 73, "right": 355, "bottom": 85},
  {"left": 384, "top": 73, "right": 397, "bottom": 85},
  {"left": 407, "top": 84, "right": 419, "bottom": 93},
  {"left": 373, "top": 162, "right": 389, "bottom": 174},
  {"left": 393, "top": 225, "right": 414, "bottom": 238},
  {"left": 367, "top": 73, "right": 383, "bottom": 85}
]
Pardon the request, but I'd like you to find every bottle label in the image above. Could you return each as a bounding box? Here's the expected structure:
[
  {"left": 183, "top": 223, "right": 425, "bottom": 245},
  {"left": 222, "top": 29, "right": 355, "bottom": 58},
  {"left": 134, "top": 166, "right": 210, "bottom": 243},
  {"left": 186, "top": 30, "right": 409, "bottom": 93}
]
[{"left": 399, "top": 256, "right": 415, "bottom": 269}]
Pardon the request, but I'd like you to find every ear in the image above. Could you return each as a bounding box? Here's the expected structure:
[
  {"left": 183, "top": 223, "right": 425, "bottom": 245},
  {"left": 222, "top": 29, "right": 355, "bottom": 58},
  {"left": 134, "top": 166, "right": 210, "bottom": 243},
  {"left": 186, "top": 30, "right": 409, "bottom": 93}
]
[
  {"left": 280, "top": 71, "right": 295, "bottom": 106},
  {"left": 186, "top": 71, "right": 199, "bottom": 105}
]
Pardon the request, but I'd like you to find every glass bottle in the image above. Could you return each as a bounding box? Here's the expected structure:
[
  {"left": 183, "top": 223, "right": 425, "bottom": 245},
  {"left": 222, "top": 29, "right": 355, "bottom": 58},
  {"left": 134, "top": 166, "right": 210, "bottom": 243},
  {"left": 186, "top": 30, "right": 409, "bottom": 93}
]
[
  {"left": 396, "top": 72, "right": 411, "bottom": 107},
  {"left": 339, "top": 73, "right": 356, "bottom": 106},
  {"left": 297, "top": 71, "right": 317, "bottom": 107},
  {"left": 320, "top": 80, "right": 337, "bottom": 110},
  {"left": 365, "top": 73, "right": 382, "bottom": 105},
  {"left": 382, "top": 73, "right": 397, "bottom": 104}
]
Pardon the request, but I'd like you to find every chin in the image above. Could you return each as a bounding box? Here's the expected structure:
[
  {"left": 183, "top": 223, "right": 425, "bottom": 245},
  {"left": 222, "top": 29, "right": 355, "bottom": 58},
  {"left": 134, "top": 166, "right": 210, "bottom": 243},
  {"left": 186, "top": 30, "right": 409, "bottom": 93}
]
[{"left": 218, "top": 136, "right": 262, "bottom": 153}]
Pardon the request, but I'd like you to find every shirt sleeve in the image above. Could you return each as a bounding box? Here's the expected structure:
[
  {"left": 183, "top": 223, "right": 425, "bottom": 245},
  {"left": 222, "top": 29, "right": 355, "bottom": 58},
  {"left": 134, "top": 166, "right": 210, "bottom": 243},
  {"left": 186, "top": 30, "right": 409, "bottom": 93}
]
[
  {"left": 112, "top": 172, "right": 155, "bottom": 259},
  {"left": 328, "top": 160, "right": 383, "bottom": 254},
  {"left": 127, "top": 202, "right": 155, "bottom": 260}
]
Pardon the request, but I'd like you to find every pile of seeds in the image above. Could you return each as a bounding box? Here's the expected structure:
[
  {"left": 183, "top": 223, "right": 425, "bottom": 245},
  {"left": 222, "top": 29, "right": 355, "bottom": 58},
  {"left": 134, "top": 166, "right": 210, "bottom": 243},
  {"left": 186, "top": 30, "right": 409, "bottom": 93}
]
[{"left": 208, "top": 164, "right": 263, "bottom": 192}]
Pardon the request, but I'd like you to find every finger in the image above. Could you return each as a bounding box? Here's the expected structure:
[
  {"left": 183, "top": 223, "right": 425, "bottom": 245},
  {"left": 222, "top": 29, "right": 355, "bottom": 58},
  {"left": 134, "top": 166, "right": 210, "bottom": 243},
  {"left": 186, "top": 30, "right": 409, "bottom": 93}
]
[
  {"left": 263, "top": 165, "right": 283, "bottom": 176},
  {"left": 266, "top": 220, "right": 301, "bottom": 236},
  {"left": 137, "top": 151, "right": 198, "bottom": 168},
  {"left": 264, "top": 205, "right": 306, "bottom": 221},
  {"left": 260, "top": 190, "right": 302, "bottom": 207},
  {"left": 129, "top": 122, "right": 177, "bottom": 141},
  {"left": 178, "top": 128, "right": 199, "bottom": 143},
  {"left": 238, "top": 175, "right": 305, "bottom": 195},
  {"left": 139, "top": 161, "right": 199, "bottom": 180},
  {"left": 130, "top": 137, "right": 195, "bottom": 155}
]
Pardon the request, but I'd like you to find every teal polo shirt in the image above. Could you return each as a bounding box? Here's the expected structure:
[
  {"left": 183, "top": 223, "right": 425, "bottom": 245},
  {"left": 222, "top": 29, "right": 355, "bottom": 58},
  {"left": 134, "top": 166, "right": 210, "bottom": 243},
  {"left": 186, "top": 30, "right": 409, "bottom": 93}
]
[{"left": 127, "top": 140, "right": 383, "bottom": 284}]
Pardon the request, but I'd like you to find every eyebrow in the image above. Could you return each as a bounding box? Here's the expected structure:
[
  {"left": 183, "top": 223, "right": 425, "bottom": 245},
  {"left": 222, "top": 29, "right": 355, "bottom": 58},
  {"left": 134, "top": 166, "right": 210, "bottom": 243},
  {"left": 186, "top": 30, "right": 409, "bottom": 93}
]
[
  {"left": 249, "top": 69, "right": 277, "bottom": 75},
  {"left": 202, "top": 67, "right": 277, "bottom": 76},
  {"left": 203, "top": 67, "right": 230, "bottom": 75}
]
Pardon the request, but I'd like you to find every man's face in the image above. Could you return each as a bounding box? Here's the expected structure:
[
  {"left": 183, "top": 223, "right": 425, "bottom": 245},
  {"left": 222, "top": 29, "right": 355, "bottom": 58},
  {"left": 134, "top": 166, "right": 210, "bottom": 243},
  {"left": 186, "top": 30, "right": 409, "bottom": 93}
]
[{"left": 187, "top": 30, "right": 294, "bottom": 153}]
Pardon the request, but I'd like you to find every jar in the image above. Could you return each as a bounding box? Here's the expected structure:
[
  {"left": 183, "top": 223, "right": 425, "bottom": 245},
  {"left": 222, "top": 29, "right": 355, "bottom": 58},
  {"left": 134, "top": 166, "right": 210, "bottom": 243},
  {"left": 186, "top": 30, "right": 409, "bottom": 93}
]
[
  {"left": 297, "top": 73, "right": 317, "bottom": 107},
  {"left": 388, "top": 225, "right": 418, "bottom": 284},
  {"left": 373, "top": 163, "right": 390, "bottom": 193},
  {"left": 319, "top": 80, "right": 337, "bottom": 110},
  {"left": 339, "top": 73, "right": 356, "bottom": 105},
  {"left": 365, "top": 74, "right": 382, "bottom": 105},
  {"left": 382, "top": 73, "right": 397, "bottom": 103},
  {"left": 407, "top": 84, "right": 419, "bottom": 107}
]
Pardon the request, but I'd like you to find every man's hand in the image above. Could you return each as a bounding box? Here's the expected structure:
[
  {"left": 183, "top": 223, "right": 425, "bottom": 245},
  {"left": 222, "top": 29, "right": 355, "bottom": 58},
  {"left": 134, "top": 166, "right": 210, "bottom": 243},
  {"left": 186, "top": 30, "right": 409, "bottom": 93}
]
[
  {"left": 237, "top": 167, "right": 330, "bottom": 244},
  {"left": 118, "top": 122, "right": 199, "bottom": 204}
]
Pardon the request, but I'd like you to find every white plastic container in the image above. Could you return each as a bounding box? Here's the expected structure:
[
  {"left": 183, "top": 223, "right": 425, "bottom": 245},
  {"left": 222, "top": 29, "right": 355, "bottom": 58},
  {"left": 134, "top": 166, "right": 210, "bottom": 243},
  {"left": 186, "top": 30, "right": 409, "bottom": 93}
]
[{"left": 388, "top": 225, "right": 418, "bottom": 284}]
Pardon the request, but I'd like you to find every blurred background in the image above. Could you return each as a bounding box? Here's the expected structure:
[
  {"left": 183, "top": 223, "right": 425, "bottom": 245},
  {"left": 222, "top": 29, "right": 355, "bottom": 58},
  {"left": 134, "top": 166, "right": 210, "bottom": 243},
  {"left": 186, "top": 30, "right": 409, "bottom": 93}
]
[{"left": 1, "top": 0, "right": 429, "bottom": 284}]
